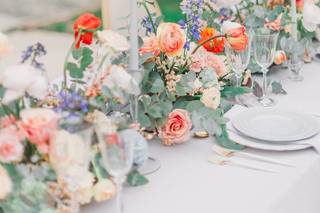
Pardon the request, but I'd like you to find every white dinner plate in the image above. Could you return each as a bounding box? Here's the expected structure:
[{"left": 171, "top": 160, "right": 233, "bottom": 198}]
[
  {"left": 227, "top": 128, "right": 311, "bottom": 151},
  {"left": 232, "top": 108, "right": 320, "bottom": 142}
]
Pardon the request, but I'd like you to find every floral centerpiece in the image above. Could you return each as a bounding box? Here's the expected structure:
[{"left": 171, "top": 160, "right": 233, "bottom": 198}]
[
  {"left": 137, "top": 0, "right": 250, "bottom": 147},
  {"left": 0, "top": 14, "right": 149, "bottom": 213}
]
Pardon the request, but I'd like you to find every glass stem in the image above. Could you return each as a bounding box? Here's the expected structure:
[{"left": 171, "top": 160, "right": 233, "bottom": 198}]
[
  {"left": 115, "top": 178, "right": 124, "bottom": 213},
  {"left": 262, "top": 68, "right": 268, "bottom": 99},
  {"left": 235, "top": 74, "right": 241, "bottom": 88}
]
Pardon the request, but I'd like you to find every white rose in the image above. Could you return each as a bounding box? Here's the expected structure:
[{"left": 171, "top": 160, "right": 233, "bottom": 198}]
[
  {"left": 103, "top": 65, "right": 140, "bottom": 95},
  {"left": 97, "top": 30, "right": 130, "bottom": 51},
  {"left": 0, "top": 165, "right": 12, "bottom": 200},
  {"left": 0, "top": 64, "right": 48, "bottom": 103},
  {"left": 221, "top": 21, "right": 242, "bottom": 34},
  {"left": 0, "top": 32, "right": 11, "bottom": 59},
  {"left": 49, "top": 130, "right": 90, "bottom": 176},
  {"left": 201, "top": 87, "right": 221, "bottom": 110},
  {"left": 93, "top": 110, "right": 117, "bottom": 134},
  {"left": 93, "top": 179, "right": 116, "bottom": 202},
  {"left": 302, "top": 1, "right": 320, "bottom": 32},
  {"left": 74, "top": 172, "right": 94, "bottom": 205}
]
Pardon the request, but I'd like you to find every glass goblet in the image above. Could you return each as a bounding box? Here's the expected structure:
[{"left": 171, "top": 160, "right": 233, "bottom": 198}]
[
  {"left": 253, "top": 31, "right": 279, "bottom": 107},
  {"left": 96, "top": 127, "right": 134, "bottom": 213},
  {"left": 287, "top": 55, "right": 304, "bottom": 81},
  {"left": 225, "top": 38, "right": 252, "bottom": 88}
]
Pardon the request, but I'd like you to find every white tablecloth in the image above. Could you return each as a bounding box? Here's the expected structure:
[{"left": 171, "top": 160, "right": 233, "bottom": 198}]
[{"left": 1, "top": 31, "right": 320, "bottom": 213}]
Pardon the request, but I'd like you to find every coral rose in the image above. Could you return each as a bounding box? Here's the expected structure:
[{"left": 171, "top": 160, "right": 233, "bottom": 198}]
[
  {"left": 73, "top": 13, "right": 101, "bottom": 48},
  {"left": 265, "top": 14, "right": 283, "bottom": 31},
  {"left": 198, "top": 27, "right": 225, "bottom": 53},
  {"left": 274, "top": 50, "right": 287, "bottom": 65},
  {"left": 201, "top": 87, "right": 221, "bottom": 110},
  {"left": 0, "top": 115, "right": 16, "bottom": 128},
  {"left": 222, "top": 21, "right": 248, "bottom": 51},
  {"left": 158, "top": 109, "right": 192, "bottom": 145},
  {"left": 0, "top": 165, "right": 12, "bottom": 200},
  {"left": 157, "top": 23, "right": 186, "bottom": 56},
  {"left": 140, "top": 35, "right": 161, "bottom": 56},
  {"left": 19, "top": 108, "right": 59, "bottom": 153},
  {"left": 0, "top": 127, "right": 24, "bottom": 163}
]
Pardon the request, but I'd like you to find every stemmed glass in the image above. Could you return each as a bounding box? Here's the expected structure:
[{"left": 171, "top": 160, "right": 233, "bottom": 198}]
[
  {"left": 253, "top": 31, "right": 279, "bottom": 107},
  {"left": 225, "top": 34, "right": 252, "bottom": 88},
  {"left": 96, "top": 127, "right": 134, "bottom": 213}
]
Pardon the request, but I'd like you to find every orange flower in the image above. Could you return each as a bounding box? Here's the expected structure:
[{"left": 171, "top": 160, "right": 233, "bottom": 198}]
[
  {"left": 73, "top": 13, "right": 101, "bottom": 48},
  {"left": 222, "top": 21, "right": 248, "bottom": 52},
  {"left": 297, "top": 0, "right": 304, "bottom": 12},
  {"left": 198, "top": 28, "right": 225, "bottom": 53},
  {"left": 265, "top": 14, "right": 283, "bottom": 31},
  {"left": 157, "top": 23, "right": 186, "bottom": 56},
  {"left": 274, "top": 50, "right": 287, "bottom": 65}
]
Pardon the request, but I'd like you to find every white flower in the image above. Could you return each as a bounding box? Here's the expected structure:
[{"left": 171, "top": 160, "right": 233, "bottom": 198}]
[
  {"left": 0, "top": 64, "right": 48, "bottom": 103},
  {"left": 200, "top": 87, "right": 221, "bottom": 110},
  {"left": 221, "top": 21, "right": 242, "bottom": 34},
  {"left": 93, "top": 110, "right": 117, "bottom": 134},
  {"left": 302, "top": 1, "right": 320, "bottom": 32},
  {"left": 93, "top": 179, "right": 116, "bottom": 202},
  {"left": 215, "top": 0, "right": 242, "bottom": 8},
  {"left": 49, "top": 130, "right": 90, "bottom": 176},
  {"left": 103, "top": 65, "right": 140, "bottom": 96},
  {"left": 97, "top": 30, "right": 130, "bottom": 51},
  {"left": 74, "top": 172, "right": 95, "bottom": 205},
  {"left": 0, "top": 32, "right": 11, "bottom": 59},
  {"left": 0, "top": 165, "right": 12, "bottom": 200}
]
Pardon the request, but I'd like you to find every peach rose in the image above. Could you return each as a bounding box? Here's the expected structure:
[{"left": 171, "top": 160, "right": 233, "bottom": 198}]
[
  {"left": 19, "top": 108, "right": 59, "bottom": 153},
  {"left": 222, "top": 21, "right": 248, "bottom": 51},
  {"left": 157, "top": 23, "right": 186, "bottom": 56},
  {"left": 274, "top": 50, "right": 287, "bottom": 65},
  {"left": 201, "top": 87, "right": 221, "bottom": 110},
  {"left": 0, "top": 165, "right": 12, "bottom": 200},
  {"left": 140, "top": 35, "right": 161, "bottom": 56},
  {"left": 158, "top": 109, "right": 192, "bottom": 145},
  {"left": 265, "top": 14, "right": 282, "bottom": 31},
  {"left": 93, "top": 179, "right": 116, "bottom": 202},
  {"left": 0, "top": 127, "right": 24, "bottom": 163}
]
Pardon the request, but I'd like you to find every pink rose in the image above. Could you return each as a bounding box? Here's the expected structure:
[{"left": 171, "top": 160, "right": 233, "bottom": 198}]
[
  {"left": 0, "top": 127, "right": 24, "bottom": 163},
  {"left": 274, "top": 50, "right": 287, "bottom": 65},
  {"left": 222, "top": 21, "right": 249, "bottom": 51},
  {"left": 0, "top": 115, "right": 16, "bottom": 128},
  {"left": 157, "top": 23, "right": 186, "bottom": 56},
  {"left": 19, "top": 108, "right": 59, "bottom": 153},
  {"left": 190, "top": 46, "right": 227, "bottom": 77},
  {"left": 140, "top": 35, "right": 161, "bottom": 56},
  {"left": 0, "top": 165, "right": 12, "bottom": 200},
  {"left": 200, "top": 87, "right": 221, "bottom": 110},
  {"left": 265, "top": 14, "right": 282, "bottom": 31},
  {"left": 158, "top": 109, "right": 192, "bottom": 145}
]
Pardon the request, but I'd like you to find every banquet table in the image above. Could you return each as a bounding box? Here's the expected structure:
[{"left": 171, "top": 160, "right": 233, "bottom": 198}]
[{"left": 1, "top": 31, "right": 320, "bottom": 213}]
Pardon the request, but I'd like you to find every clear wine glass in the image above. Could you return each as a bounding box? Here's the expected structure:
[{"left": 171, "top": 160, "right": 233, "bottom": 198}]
[
  {"left": 253, "top": 31, "right": 279, "bottom": 107},
  {"left": 96, "top": 127, "right": 134, "bottom": 213},
  {"left": 225, "top": 35, "right": 252, "bottom": 88}
]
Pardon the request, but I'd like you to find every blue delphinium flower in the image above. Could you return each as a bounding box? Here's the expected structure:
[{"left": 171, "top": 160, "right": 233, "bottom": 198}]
[
  {"left": 141, "top": 14, "right": 157, "bottom": 35},
  {"left": 56, "top": 90, "right": 89, "bottom": 113},
  {"left": 21, "top": 42, "right": 47, "bottom": 71}
]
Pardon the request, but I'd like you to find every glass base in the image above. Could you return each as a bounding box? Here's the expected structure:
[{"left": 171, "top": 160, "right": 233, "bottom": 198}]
[
  {"left": 138, "top": 156, "right": 161, "bottom": 175},
  {"left": 289, "top": 74, "right": 304, "bottom": 82},
  {"left": 258, "top": 97, "right": 276, "bottom": 107}
]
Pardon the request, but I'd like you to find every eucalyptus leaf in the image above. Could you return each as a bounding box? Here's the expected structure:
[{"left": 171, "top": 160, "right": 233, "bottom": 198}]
[
  {"left": 271, "top": 81, "right": 287, "bottom": 95},
  {"left": 127, "top": 170, "right": 149, "bottom": 186}
]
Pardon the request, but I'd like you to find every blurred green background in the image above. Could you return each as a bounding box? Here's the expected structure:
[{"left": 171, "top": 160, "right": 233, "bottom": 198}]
[{"left": 40, "top": 0, "right": 183, "bottom": 33}]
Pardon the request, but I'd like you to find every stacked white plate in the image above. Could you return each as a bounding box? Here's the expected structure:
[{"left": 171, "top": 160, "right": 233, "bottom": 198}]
[{"left": 229, "top": 108, "right": 320, "bottom": 151}]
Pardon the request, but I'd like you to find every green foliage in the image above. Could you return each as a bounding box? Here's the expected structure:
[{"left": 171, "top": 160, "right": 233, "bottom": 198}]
[
  {"left": 127, "top": 170, "right": 149, "bottom": 186},
  {"left": 221, "top": 86, "right": 251, "bottom": 98},
  {"left": 216, "top": 126, "right": 245, "bottom": 150},
  {"left": 66, "top": 47, "right": 94, "bottom": 79}
]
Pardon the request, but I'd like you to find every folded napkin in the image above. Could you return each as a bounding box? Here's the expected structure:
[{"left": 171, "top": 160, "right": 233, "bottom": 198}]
[{"left": 225, "top": 105, "right": 320, "bottom": 153}]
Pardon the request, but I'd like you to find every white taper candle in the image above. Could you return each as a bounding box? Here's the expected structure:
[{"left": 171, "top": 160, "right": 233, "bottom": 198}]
[{"left": 129, "top": 0, "right": 139, "bottom": 71}]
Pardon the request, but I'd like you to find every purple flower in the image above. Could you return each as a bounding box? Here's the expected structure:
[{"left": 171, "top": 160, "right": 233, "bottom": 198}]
[
  {"left": 21, "top": 42, "right": 46, "bottom": 71},
  {"left": 141, "top": 15, "right": 157, "bottom": 35},
  {"left": 55, "top": 90, "right": 89, "bottom": 114}
]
